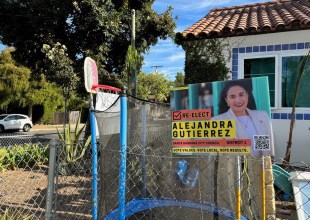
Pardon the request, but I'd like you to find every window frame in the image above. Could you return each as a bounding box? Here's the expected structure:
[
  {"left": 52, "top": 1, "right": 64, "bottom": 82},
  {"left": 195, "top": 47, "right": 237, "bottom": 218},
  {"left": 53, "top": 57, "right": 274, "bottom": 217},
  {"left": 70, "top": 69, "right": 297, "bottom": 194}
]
[{"left": 238, "top": 49, "right": 310, "bottom": 111}]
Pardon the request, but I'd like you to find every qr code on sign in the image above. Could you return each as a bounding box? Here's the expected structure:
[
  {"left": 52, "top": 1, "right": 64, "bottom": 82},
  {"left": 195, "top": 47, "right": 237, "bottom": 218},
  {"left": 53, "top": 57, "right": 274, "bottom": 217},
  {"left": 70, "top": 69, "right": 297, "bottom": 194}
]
[{"left": 253, "top": 135, "right": 270, "bottom": 151}]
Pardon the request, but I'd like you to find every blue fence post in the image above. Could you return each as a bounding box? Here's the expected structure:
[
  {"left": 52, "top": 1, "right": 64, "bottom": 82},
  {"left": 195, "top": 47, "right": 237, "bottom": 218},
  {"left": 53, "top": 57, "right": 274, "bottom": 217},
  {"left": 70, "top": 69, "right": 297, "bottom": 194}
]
[
  {"left": 119, "top": 87, "right": 128, "bottom": 220},
  {"left": 90, "top": 94, "right": 98, "bottom": 220}
]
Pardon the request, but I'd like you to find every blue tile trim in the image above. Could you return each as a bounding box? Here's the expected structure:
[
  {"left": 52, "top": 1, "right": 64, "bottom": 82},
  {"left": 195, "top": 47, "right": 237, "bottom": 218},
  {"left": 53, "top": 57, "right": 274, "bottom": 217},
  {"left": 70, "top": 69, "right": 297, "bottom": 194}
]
[
  {"left": 289, "top": 43, "right": 297, "bottom": 50},
  {"left": 271, "top": 113, "right": 310, "bottom": 120},
  {"left": 232, "top": 41, "right": 310, "bottom": 120},
  {"left": 275, "top": 44, "right": 281, "bottom": 51},
  {"left": 281, "top": 113, "right": 288, "bottom": 119},
  {"left": 260, "top": 45, "right": 266, "bottom": 52},
  {"left": 297, "top": 43, "right": 304, "bottom": 49},
  {"left": 282, "top": 44, "right": 289, "bottom": 50},
  {"left": 232, "top": 59, "right": 238, "bottom": 65},
  {"left": 296, "top": 114, "right": 303, "bottom": 120},
  {"left": 304, "top": 114, "right": 310, "bottom": 120},
  {"left": 253, "top": 46, "right": 259, "bottom": 52},
  {"left": 273, "top": 113, "right": 280, "bottom": 119},
  {"left": 267, "top": 45, "right": 274, "bottom": 51}
]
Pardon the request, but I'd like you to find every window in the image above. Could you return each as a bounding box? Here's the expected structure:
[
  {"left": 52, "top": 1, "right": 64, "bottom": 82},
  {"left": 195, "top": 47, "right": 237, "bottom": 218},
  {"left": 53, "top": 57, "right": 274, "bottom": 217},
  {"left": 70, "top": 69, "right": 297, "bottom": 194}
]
[
  {"left": 6, "top": 116, "right": 16, "bottom": 121},
  {"left": 244, "top": 58, "right": 276, "bottom": 107},
  {"left": 16, "top": 115, "right": 26, "bottom": 120},
  {"left": 282, "top": 56, "right": 310, "bottom": 107}
]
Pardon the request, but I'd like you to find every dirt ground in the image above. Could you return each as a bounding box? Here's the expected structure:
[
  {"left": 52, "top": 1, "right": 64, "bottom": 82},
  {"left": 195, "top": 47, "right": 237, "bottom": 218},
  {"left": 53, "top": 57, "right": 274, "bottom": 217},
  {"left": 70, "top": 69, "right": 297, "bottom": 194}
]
[
  {"left": 0, "top": 167, "right": 92, "bottom": 220},
  {"left": 0, "top": 167, "right": 299, "bottom": 220}
]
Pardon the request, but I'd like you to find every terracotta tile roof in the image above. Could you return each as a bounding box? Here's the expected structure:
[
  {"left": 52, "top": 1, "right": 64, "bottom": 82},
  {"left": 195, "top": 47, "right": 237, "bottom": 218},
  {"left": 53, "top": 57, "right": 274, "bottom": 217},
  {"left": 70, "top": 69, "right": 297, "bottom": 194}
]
[{"left": 177, "top": 0, "right": 310, "bottom": 40}]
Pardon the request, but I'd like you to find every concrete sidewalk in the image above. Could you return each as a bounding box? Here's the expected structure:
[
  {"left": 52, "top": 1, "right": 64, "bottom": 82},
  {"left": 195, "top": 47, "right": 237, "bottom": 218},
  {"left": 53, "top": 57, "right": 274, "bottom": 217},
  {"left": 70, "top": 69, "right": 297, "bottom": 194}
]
[{"left": 32, "top": 124, "right": 85, "bottom": 131}]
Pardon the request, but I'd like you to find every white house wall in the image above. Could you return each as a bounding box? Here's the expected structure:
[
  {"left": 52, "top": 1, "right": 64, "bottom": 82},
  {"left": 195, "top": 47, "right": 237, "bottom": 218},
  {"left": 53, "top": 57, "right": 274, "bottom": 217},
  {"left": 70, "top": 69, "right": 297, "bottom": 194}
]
[{"left": 220, "top": 30, "right": 310, "bottom": 164}]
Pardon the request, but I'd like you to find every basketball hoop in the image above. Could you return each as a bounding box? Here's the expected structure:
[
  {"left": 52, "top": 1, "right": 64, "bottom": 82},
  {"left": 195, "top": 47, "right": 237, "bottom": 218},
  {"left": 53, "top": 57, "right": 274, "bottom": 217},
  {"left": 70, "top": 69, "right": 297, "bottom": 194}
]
[{"left": 92, "top": 85, "right": 121, "bottom": 112}]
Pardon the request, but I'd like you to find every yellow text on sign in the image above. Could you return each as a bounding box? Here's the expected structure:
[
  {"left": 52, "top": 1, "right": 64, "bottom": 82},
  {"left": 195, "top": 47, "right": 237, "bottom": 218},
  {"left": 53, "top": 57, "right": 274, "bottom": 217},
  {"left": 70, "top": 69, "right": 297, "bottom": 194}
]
[
  {"left": 172, "top": 120, "right": 236, "bottom": 139},
  {"left": 172, "top": 147, "right": 251, "bottom": 154}
]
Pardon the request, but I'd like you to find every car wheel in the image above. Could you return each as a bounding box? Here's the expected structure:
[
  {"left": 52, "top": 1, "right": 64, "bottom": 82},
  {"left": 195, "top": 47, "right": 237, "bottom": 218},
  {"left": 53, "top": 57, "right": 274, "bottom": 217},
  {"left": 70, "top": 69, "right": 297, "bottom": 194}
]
[
  {"left": 23, "top": 124, "right": 31, "bottom": 132},
  {"left": 0, "top": 125, "right": 3, "bottom": 133}
]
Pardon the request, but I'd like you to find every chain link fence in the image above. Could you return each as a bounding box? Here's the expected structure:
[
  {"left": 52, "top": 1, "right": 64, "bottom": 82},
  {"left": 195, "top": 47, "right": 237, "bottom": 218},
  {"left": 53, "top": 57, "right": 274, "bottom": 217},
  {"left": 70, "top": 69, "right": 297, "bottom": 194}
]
[
  {"left": 0, "top": 133, "right": 57, "bottom": 148},
  {"left": 0, "top": 96, "right": 310, "bottom": 220},
  {"left": 0, "top": 133, "right": 53, "bottom": 219},
  {"left": 0, "top": 132, "right": 93, "bottom": 220},
  {"left": 95, "top": 96, "right": 310, "bottom": 220}
]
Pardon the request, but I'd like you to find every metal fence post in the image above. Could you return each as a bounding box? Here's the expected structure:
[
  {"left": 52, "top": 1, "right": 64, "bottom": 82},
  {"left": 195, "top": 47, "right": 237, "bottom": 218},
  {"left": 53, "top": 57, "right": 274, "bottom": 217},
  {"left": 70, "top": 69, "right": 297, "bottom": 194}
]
[{"left": 45, "top": 140, "right": 58, "bottom": 220}]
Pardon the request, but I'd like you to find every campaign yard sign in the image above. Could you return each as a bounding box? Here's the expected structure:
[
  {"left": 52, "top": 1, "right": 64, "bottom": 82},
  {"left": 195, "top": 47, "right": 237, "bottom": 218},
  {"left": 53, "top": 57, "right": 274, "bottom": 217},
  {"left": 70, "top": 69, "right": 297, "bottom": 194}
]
[{"left": 170, "top": 77, "right": 274, "bottom": 157}]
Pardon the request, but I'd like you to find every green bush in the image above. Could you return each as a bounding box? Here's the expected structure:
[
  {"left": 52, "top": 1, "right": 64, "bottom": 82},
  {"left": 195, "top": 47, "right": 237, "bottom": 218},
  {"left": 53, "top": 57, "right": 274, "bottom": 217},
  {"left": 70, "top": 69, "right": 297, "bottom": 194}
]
[
  {"left": 0, "top": 144, "right": 49, "bottom": 171},
  {"left": 0, "top": 148, "right": 7, "bottom": 172}
]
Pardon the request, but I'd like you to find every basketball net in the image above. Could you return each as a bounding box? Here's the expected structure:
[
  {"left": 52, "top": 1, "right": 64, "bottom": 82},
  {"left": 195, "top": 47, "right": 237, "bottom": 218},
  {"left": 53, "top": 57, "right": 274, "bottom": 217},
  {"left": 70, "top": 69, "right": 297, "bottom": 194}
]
[
  {"left": 92, "top": 85, "right": 121, "bottom": 112},
  {"left": 93, "top": 85, "right": 121, "bottom": 138}
]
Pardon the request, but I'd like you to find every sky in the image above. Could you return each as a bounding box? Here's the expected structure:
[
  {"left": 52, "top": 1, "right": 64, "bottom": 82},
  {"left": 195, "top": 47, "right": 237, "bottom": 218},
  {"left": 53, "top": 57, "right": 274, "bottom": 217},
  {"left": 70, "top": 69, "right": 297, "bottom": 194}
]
[{"left": 143, "top": 0, "right": 268, "bottom": 80}]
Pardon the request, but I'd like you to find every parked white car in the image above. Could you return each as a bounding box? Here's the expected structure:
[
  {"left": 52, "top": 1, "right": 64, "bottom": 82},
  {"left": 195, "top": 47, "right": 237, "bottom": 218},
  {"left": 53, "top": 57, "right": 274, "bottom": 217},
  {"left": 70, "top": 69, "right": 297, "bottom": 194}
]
[{"left": 0, "top": 114, "right": 33, "bottom": 133}]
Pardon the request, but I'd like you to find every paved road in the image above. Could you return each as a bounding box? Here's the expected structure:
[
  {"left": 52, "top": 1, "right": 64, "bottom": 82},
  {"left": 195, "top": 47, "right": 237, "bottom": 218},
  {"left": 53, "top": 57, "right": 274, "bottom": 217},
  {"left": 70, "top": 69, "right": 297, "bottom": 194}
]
[
  {"left": 0, "top": 124, "right": 87, "bottom": 147},
  {"left": 0, "top": 126, "right": 61, "bottom": 147}
]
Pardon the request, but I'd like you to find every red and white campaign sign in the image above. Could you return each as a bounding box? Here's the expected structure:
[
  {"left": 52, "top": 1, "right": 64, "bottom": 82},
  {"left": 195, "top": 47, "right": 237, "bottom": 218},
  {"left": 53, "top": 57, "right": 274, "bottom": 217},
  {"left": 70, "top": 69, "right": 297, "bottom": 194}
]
[{"left": 171, "top": 109, "right": 211, "bottom": 121}]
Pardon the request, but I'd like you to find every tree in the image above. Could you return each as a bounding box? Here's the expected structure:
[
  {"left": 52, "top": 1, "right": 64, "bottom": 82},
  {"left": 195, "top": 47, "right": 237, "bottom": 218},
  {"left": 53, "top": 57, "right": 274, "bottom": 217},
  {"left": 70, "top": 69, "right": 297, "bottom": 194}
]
[
  {"left": 179, "top": 39, "right": 230, "bottom": 84},
  {"left": 0, "top": 48, "right": 31, "bottom": 111},
  {"left": 124, "top": 45, "right": 143, "bottom": 94},
  {"left": 0, "top": 0, "right": 176, "bottom": 91},
  {"left": 25, "top": 75, "right": 63, "bottom": 123},
  {"left": 41, "top": 42, "right": 78, "bottom": 98},
  {"left": 174, "top": 72, "right": 185, "bottom": 86},
  {"left": 137, "top": 72, "right": 173, "bottom": 102},
  {"left": 0, "top": 48, "right": 63, "bottom": 122}
]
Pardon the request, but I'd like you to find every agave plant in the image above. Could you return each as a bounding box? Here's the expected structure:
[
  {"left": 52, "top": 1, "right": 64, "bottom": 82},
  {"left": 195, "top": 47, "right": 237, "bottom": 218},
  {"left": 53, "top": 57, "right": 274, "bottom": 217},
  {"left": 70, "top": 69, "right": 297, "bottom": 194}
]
[
  {"left": 0, "top": 208, "right": 33, "bottom": 220},
  {"left": 57, "top": 112, "right": 91, "bottom": 175}
]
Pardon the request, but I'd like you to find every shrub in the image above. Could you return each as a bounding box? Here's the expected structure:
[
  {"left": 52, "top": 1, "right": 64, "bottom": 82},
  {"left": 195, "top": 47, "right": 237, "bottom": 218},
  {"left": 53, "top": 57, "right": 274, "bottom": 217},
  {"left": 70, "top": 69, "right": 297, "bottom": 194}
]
[{"left": 0, "top": 144, "right": 49, "bottom": 171}]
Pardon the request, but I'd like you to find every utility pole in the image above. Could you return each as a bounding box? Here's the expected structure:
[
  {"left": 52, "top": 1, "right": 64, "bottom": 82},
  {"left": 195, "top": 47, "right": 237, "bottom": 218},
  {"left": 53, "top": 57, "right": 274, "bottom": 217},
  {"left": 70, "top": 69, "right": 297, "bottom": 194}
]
[
  {"left": 131, "top": 9, "right": 137, "bottom": 97},
  {"left": 151, "top": 65, "right": 163, "bottom": 74}
]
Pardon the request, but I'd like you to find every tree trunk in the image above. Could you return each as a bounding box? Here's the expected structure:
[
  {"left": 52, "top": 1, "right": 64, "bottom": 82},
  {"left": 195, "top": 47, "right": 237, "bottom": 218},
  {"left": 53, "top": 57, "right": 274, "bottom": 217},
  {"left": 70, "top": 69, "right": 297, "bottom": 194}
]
[
  {"left": 28, "top": 104, "right": 33, "bottom": 120},
  {"left": 283, "top": 51, "right": 310, "bottom": 165}
]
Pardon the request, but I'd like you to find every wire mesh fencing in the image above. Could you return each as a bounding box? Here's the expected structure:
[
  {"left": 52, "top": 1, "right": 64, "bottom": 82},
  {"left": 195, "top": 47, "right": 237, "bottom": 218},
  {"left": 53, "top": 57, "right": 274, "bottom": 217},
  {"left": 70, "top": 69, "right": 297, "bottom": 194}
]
[
  {"left": 0, "top": 140, "right": 50, "bottom": 219},
  {"left": 0, "top": 133, "right": 57, "bottom": 148},
  {"left": 1, "top": 95, "right": 310, "bottom": 220},
  {"left": 48, "top": 140, "right": 93, "bottom": 220},
  {"left": 95, "top": 95, "right": 310, "bottom": 220},
  {"left": 0, "top": 131, "right": 93, "bottom": 220}
]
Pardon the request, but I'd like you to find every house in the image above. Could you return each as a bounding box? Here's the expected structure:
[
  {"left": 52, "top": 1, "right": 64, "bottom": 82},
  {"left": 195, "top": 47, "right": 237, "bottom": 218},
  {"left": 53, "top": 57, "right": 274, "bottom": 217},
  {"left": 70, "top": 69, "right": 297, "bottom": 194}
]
[{"left": 176, "top": 0, "right": 310, "bottom": 163}]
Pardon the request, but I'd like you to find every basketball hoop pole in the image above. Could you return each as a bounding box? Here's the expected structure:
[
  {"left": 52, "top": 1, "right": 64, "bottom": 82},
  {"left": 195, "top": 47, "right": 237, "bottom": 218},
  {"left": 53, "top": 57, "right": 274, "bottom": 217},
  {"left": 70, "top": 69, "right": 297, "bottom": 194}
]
[
  {"left": 84, "top": 57, "right": 122, "bottom": 220},
  {"left": 89, "top": 92, "right": 98, "bottom": 220},
  {"left": 118, "top": 86, "right": 128, "bottom": 220}
]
